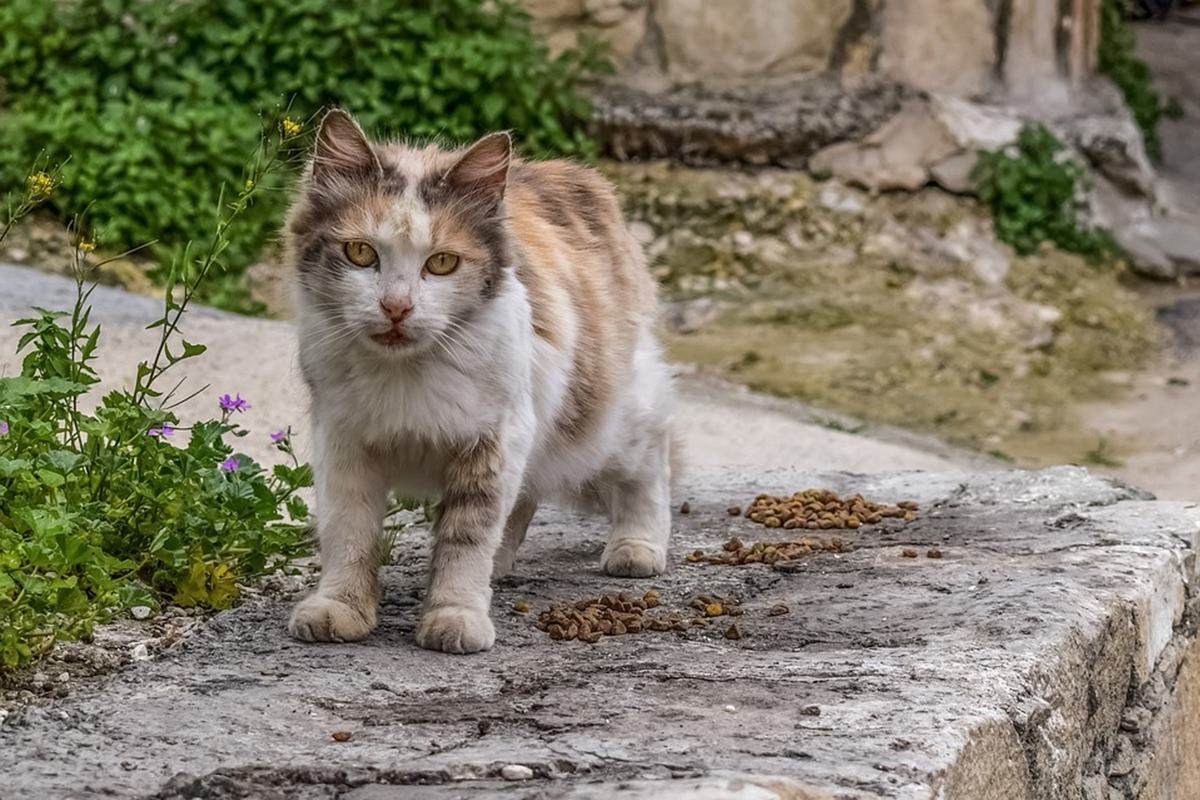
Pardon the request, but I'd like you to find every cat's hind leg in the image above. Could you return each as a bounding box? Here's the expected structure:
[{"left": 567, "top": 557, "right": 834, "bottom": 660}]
[
  {"left": 600, "top": 428, "right": 672, "bottom": 578},
  {"left": 492, "top": 496, "right": 538, "bottom": 579}
]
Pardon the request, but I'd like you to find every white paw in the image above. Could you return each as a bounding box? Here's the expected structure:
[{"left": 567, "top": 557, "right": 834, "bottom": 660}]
[
  {"left": 287, "top": 594, "right": 376, "bottom": 643},
  {"left": 601, "top": 539, "right": 666, "bottom": 577},
  {"left": 415, "top": 605, "right": 495, "bottom": 654}
]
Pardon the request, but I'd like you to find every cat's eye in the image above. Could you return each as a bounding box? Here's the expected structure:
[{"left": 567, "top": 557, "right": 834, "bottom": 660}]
[
  {"left": 424, "top": 252, "right": 460, "bottom": 276},
  {"left": 344, "top": 240, "right": 378, "bottom": 268}
]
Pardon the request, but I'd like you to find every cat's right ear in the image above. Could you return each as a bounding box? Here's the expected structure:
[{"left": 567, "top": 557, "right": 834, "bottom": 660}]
[{"left": 310, "top": 109, "right": 381, "bottom": 183}]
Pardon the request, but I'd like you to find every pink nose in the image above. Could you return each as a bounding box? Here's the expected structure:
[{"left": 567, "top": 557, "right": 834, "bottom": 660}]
[{"left": 380, "top": 296, "right": 413, "bottom": 323}]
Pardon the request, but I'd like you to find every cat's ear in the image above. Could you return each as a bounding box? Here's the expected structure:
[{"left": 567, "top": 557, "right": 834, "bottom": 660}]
[
  {"left": 444, "top": 132, "right": 512, "bottom": 210},
  {"left": 311, "top": 109, "right": 381, "bottom": 183}
]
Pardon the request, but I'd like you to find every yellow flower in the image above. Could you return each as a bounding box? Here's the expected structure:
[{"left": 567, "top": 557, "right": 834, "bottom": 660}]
[
  {"left": 243, "top": 178, "right": 255, "bottom": 193},
  {"left": 26, "top": 171, "right": 55, "bottom": 201},
  {"left": 280, "top": 117, "right": 303, "bottom": 139},
  {"left": 78, "top": 239, "right": 96, "bottom": 254}
]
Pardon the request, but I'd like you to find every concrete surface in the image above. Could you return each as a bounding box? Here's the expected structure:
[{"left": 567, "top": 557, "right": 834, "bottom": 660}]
[
  {"left": 0, "top": 263, "right": 980, "bottom": 475},
  {"left": 0, "top": 465, "right": 1198, "bottom": 799}
]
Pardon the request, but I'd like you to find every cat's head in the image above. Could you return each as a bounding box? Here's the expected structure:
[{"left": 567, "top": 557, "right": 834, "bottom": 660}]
[{"left": 287, "top": 109, "right": 513, "bottom": 357}]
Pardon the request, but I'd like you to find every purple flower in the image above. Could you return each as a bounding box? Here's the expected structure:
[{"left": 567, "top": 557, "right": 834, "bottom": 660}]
[
  {"left": 0, "top": 421, "right": 8, "bottom": 436},
  {"left": 147, "top": 424, "right": 175, "bottom": 438},
  {"left": 219, "top": 456, "right": 240, "bottom": 473},
  {"left": 270, "top": 429, "right": 288, "bottom": 444},
  {"left": 218, "top": 393, "right": 251, "bottom": 413}
]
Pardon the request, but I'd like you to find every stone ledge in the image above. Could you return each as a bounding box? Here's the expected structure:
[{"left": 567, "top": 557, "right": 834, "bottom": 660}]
[
  {"left": 1, "top": 467, "right": 1197, "bottom": 799},
  {"left": 590, "top": 77, "right": 908, "bottom": 167}
]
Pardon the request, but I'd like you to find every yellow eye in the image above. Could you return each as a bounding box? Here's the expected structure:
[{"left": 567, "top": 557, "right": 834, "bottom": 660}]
[
  {"left": 424, "top": 252, "right": 460, "bottom": 276},
  {"left": 344, "top": 240, "right": 377, "bottom": 267}
]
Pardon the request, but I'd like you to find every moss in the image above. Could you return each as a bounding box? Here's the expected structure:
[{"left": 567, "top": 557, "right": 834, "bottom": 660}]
[{"left": 618, "top": 162, "right": 1160, "bottom": 457}]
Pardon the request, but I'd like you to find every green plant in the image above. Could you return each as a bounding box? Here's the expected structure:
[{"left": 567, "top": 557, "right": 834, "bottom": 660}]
[
  {"left": 0, "top": 126, "right": 313, "bottom": 671},
  {"left": 1099, "top": 0, "right": 1172, "bottom": 161},
  {"left": 0, "top": 0, "right": 607, "bottom": 311},
  {"left": 973, "top": 125, "right": 1117, "bottom": 262},
  {"left": 1082, "top": 438, "right": 1124, "bottom": 467}
]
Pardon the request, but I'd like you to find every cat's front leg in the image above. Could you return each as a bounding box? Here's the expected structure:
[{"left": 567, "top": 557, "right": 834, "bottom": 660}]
[
  {"left": 416, "top": 432, "right": 519, "bottom": 654},
  {"left": 288, "top": 432, "right": 389, "bottom": 643}
]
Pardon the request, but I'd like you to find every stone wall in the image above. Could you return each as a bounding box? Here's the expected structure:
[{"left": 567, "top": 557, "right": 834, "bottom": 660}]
[{"left": 523, "top": 0, "right": 1101, "bottom": 99}]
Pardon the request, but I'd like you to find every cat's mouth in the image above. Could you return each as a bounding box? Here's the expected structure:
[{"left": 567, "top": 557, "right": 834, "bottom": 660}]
[{"left": 369, "top": 329, "right": 411, "bottom": 348}]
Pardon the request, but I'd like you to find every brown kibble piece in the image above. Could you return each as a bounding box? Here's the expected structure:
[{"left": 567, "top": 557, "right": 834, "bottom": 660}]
[
  {"left": 512, "top": 601, "right": 530, "bottom": 614},
  {"left": 926, "top": 547, "right": 943, "bottom": 559},
  {"left": 704, "top": 603, "right": 724, "bottom": 617},
  {"left": 769, "top": 604, "right": 789, "bottom": 616},
  {"left": 331, "top": 731, "right": 352, "bottom": 742},
  {"left": 727, "top": 505, "right": 742, "bottom": 516},
  {"left": 724, "top": 624, "right": 742, "bottom": 640},
  {"left": 902, "top": 548, "right": 918, "bottom": 558}
]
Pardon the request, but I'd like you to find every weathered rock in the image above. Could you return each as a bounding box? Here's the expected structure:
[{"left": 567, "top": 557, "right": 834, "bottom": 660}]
[
  {"left": 662, "top": 297, "right": 727, "bottom": 334},
  {"left": 2, "top": 467, "right": 1198, "bottom": 799},
  {"left": 809, "top": 97, "right": 1021, "bottom": 192},
  {"left": 930, "top": 152, "right": 979, "bottom": 194},
  {"left": 1069, "top": 109, "right": 1159, "bottom": 199},
  {"left": 880, "top": 0, "right": 997, "bottom": 95},
  {"left": 809, "top": 100, "right": 959, "bottom": 190},
  {"left": 655, "top": 0, "right": 853, "bottom": 82},
  {"left": 591, "top": 76, "right": 907, "bottom": 167}
]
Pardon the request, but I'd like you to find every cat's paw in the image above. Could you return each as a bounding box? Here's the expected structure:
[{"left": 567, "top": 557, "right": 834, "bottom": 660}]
[
  {"left": 415, "top": 605, "right": 495, "bottom": 654},
  {"left": 287, "top": 594, "right": 376, "bottom": 643},
  {"left": 491, "top": 548, "right": 517, "bottom": 580},
  {"left": 601, "top": 539, "right": 666, "bottom": 577}
]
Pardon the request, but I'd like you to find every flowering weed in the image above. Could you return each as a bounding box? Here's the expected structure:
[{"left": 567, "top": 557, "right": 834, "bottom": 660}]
[{"left": 0, "top": 126, "right": 313, "bottom": 670}]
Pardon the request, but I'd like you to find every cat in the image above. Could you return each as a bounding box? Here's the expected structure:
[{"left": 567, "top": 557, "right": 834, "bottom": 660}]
[{"left": 283, "top": 109, "right": 675, "bottom": 654}]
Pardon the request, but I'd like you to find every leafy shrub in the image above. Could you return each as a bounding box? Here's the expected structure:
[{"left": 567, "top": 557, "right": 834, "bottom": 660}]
[
  {"left": 0, "top": 129, "right": 312, "bottom": 670},
  {"left": 1098, "top": 0, "right": 1174, "bottom": 161},
  {"left": 973, "top": 125, "right": 1116, "bottom": 262},
  {"left": 0, "top": 0, "right": 606, "bottom": 310}
]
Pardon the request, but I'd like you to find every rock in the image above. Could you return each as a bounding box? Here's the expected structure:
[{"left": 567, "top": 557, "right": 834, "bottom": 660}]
[
  {"left": 937, "top": 220, "right": 1011, "bottom": 287},
  {"left": 500, "top": 764, "right": 534, "bottom": 781},
  {"left": 809, "top": 100, "right": 959, "bottom": 191},
  {"left": 880, "top": 0, "right": 996, "bottom": 96},
  {"left": 655, "top": 0, "right": 853, "bottom": 82},
  {"left": 1152, "top": 217, "right": 1200, "bottom": 274},
  {"left": 662, "top": 297, "right": 727, "bottom": 334},
  {"left": 817, "top": 183, "right": 867, "bottom": 215},
  {"left": 592, "top": 76, "right": 906, "bottom": 167},
  {"left": 130, "top": 606, "right": 152, "bottom": 620},
  {"left": 930, "top": 152, "right": 979, "bottom": 194},
  {"left": 130, "top": 642, "right": 150, "bottom": 661},
  {"left": 931, "top": 96, "right": 1022, "bottom": 152},
  {"left": 1071, "top": 111, "right": 1158, "bottom": 199}
]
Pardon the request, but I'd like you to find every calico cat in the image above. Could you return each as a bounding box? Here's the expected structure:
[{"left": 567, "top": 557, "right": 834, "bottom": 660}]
[{"left": 284, "top": 110, "right": 675, "bottom": 653}]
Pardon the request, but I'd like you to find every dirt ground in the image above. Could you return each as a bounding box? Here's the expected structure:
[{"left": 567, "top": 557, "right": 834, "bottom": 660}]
[{"left": 1057, "top": 10, "right": 1200, "bottom": 500}]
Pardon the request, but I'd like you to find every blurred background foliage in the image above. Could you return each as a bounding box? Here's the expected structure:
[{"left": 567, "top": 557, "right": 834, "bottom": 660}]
[{"left": 0, "top": 0, "right": 607, "bottom": 310}]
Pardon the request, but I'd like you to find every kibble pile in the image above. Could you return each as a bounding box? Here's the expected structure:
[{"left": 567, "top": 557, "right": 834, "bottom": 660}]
[
  {"left": 738, "top": 490, "right": 918, "bottom": 530},
  {"left": 531, "top": 591, "right": 745, "bottom": 643},
  {"left": 687, "top": 534, "right": 852, "bottom": 566}
]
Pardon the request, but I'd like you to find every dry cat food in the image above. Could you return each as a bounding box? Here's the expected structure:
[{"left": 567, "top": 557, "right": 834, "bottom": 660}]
[
  {"left": 744, "top": 489, "right": 917, "bottom": 530},
  {"left": 535, "top": 591, "right": 688, "bottom": 643},
  {"left": 687, "top": 534, "right": 853, "bottom": 566},
  {"left": 534, "top": 591, "right": 751, "bottom": 644}
]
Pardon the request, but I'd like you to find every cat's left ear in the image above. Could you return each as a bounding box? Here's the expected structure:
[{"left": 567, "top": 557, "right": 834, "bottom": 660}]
[{"left": 444, "top": 132, "right": 512, "bottom": 210}]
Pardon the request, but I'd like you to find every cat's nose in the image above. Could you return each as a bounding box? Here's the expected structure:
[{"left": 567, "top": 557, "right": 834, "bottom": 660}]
[{"left": 380, "top": 296, "right": 413, "bottom": 323}]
